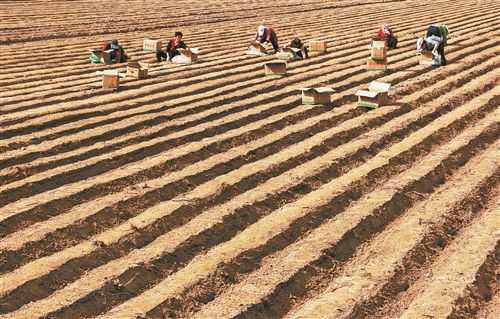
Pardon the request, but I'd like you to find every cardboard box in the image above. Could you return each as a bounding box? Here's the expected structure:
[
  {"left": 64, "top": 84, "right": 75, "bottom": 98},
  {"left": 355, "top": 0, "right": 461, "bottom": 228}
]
[
  {"left": 102, "top": 69, "right": 120, "bottom": 90},
  {"left": 355, "top": 81, "right": 391, "bottom": 109},
  {"left": 276, "top": 47, "right": 301, "bottom": 61},
  {"left": 245, "top": 42, "right": 268, "bottom": 56},
  {"left": 367, "top": 57, "right": 387, "bottom": 71},
  {"left": 126, "top": 62, "right": 148, "bottom": 79},
  {"left": 100, "top": 50, "right": 112, "bottom": 65},
  {"left": 300, "top": 87, "right": 335, "bottom": 105},
  {"left": 263, "top": 61, "right": 287, "bottom": 76},
  {"left": 143, "top": 38, "right": 163, "bottom": 52},
  {"left": 370, "top": 39, "right": 387, "bottom": 60},
  {"left": 309, "top": 40, "right": 327, "bottom": 53},
  {"left": 418, "top": 51, "right": 435, "bottom": 65}
]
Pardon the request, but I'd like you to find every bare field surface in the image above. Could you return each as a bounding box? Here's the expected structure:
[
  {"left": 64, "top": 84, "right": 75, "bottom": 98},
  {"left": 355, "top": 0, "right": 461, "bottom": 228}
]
[{"left": 0, "top": 0, "right": 498, "bottom": 318}]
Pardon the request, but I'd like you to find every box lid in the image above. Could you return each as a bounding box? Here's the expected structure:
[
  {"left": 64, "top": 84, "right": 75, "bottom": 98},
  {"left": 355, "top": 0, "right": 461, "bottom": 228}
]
[
  {"left": 300, "top": 87, "right": 335, "bottom": 94},
  {"left": 368, "top": 81, "right": 391, "bottom": 93},
  {"left": 102, "top": 69, "right": 119, "bottom": 76},
  {"left": 356, "top": 90, "right": 379, "bottom": 98},
  {"left": 283, "top": 47, "right": 301, "bottom": 53},
  {"left": 371, "top": 40, "right": 387, "bottom": 48}
]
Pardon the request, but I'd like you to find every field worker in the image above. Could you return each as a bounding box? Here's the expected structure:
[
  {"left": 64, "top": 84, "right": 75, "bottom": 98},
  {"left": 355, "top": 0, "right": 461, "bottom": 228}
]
[
  {"left": 287, "top": 37, "right": 308, "bottom": 59},
  {"left": 375, "top": 23, "right": 398, "bottom": 49},
  {"left": 157, "top": 31, "right": 187, "bottom": 62},
  {"left": 417, "top": 24, "right": 448, "bottom": 66},
  {"left": 103, "top": 39, "right": 128, "bottom": 63},
  {"left": 255, "top": 25, "right": 280, "bottom": 53}
]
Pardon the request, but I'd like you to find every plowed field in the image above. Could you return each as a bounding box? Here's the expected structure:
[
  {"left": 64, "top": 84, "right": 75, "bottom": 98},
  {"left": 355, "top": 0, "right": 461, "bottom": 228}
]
[{"left": 0, "top": 0, "right": 499, "bottom": 318}]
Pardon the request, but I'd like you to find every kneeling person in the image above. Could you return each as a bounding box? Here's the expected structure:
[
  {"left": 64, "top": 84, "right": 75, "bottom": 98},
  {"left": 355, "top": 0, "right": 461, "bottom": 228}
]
[{"left": 157, "top": 31, "right": 187, "bottom": 62}]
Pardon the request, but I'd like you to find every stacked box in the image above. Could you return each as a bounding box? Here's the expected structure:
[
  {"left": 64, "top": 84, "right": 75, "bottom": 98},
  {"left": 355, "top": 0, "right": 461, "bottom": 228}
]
[
  {"left": 371, "top": 40, "right": 387, "bottom": 60},
  {"left": 367, "top": 39, "right": 388, "bottom": 71},
  {"left": 367, "top": 57, "right": 388, "bottom": 71}
]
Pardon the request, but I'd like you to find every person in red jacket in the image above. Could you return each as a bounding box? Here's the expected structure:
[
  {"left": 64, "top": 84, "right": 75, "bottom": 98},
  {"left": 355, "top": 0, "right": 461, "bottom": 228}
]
[
  {"left": 255, "top": 25, "right": 280, "bottom": 53},
  {"left": 157, "top": 31, "right": 188, "bottom": 62},
  {"left": 375, "top": 24, "right": 398, "bottom": 49}
]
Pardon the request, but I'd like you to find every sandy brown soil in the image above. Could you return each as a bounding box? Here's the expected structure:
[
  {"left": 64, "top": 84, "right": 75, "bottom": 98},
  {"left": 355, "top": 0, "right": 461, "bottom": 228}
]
[{"left": 0, "top": 0, "right": 498, "bottom": 318}]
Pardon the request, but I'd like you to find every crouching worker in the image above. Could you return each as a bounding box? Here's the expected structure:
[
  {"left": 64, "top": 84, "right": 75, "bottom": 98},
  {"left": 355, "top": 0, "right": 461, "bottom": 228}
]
[
  {"left": 376, "top": 23, "right": 398, "bottom": 49},
  {"left": 286, "top": 37, "right": 308, "bottom": 59},
  {"left": 157, "top": 31, "right": 187, "bottom": 62},
  {"left": 104, "top": 39, "right": 128, "bottom": 63},
  {"left": 417, "top": 24, "right": 448, "bottom": 66},
  {"left": 255, "top": 25, "right": 280, "bottom": 53}
]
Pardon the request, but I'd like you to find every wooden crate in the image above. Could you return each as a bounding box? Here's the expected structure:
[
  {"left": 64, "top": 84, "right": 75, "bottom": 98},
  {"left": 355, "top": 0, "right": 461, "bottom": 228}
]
[{"left": 370, "top": 39, "right": 387, "bottom": 60}]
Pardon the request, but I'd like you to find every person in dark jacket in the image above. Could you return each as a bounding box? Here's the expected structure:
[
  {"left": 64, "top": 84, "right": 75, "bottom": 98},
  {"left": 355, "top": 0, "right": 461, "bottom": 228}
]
[
  {"left": 425, "top": 24, "right": 447, "bottom": 65},
  {"left": 255, "top": 25, "right": 279, "bottom": 53},
  {"left": 287, "top": 37, "right": 308, "bottom": 59},
  {"left": 417, "top": 24, "right": 448, "bottom": 66},
  {"left": 157, "top": 31, "right": 188, "bottom": 62},
  {"left": 103, "top": 39, "right": 127, "bottom": 63}
]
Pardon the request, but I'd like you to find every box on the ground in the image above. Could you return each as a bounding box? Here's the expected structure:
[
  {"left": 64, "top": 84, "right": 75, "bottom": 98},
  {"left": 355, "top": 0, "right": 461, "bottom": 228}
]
[
  {"left": 370, "top": 39, "right": 387, "bottom": 60},
  {"left": 418, "top": 51, "right": 435, "bottom": 65},
  {"left": 126, "top": 62, "right": 148, "bottom": 79},
  {"left": 355, "top": 81, "right": 391, "bottom": 108},
  {"left": 102, "top": 69, "right": 120, "bottom": 90},
  {"left": 276, "top": 47, "right": 301, "bottom": 61},
  {"left": 263, "top": 61, "right": 287, "bottom": 75},
  {"left": 309, "top": 40, "right": 327, "bottom": 53},
  {"left": 300, "top": 87, "right": 335, "bottom": 105},
  {"left": 367, "top": 57, "right": 387, "bottom": 71},
  {"left": 143, "top": 38, "right": 163, "bottom": 52},
  {"left": 245, "top": 42, "right": 268, "bottom": 56}
]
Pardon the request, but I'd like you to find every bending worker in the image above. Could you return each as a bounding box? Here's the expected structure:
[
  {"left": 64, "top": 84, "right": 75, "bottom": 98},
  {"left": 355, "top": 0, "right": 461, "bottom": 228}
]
[{"left": 255, "top": 25, "right": 280, "bottom": 53}]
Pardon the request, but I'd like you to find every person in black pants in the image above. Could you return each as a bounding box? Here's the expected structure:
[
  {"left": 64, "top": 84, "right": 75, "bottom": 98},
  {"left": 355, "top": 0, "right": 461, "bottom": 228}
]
[{"left": 157, "top": 31, "right": 187, "bottom": 62}]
